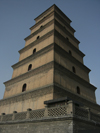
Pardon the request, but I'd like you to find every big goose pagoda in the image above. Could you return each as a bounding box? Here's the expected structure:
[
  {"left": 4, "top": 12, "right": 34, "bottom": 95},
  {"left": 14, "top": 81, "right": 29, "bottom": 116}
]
[{"left": 0, "top": 4, "right": 100, "bottom": 133}]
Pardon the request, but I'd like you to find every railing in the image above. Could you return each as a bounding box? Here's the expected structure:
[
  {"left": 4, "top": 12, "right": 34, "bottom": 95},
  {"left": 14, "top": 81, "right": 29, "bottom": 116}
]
[
  {"left": 75, "top": 106, "right": 88, "bottom": 119},
  {"left": 2, "top": 114, "right": 13, "bottom": 121},
  {"left": 74, "top": 106, "right": 100, "bottom": 123},
  {"left": 48, "top": 106, "right": 67, "bottom": 117},
  {"left": 29, "top": 109, "right": 45, "bottom": 119},
  {"left": 91, "top": 112, "right": 100, "bottom": 123},
  {"left": 0, "top": 101, "right": 100, "bottom": 123},
  {"left": 14, "top": 111, "right": 27, "bottom": 120}
]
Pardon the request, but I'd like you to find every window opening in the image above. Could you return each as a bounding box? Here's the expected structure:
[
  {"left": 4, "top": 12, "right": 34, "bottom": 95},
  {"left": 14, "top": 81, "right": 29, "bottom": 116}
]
[
  {"left": 75, "top": 103, "right": 79, "bottom": 107},
  {"left": 33, "top": 48, "right": 36, "bottom": 54},
  {"left": 40, "top": 25, "right": 43, "bottom": 28},
  {"left": 72, "top": 66, "right": 76, "bottom": 73},
  {"left": 66, "top": 37, "right": 69, "bottom": 41},
  {"left": 37, "top": 36, "right": 40, "bottom": 40},
  {"left": 69, "top": 50, "right": 72, "bottom": 55},
  {"left": 77, "top": 86, "right": 80, "bottom": 94},
  {"left": 22, "top": 84, "right": 27, "bottom": 92},
  {"left": 28, "top": 64, "right": 32, "bottom": 71}
]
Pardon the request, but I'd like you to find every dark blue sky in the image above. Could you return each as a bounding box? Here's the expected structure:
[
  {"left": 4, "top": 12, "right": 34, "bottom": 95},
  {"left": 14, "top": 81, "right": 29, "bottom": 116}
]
[{"left": 0, "top": 0, "right": 100, "bottom": 104}]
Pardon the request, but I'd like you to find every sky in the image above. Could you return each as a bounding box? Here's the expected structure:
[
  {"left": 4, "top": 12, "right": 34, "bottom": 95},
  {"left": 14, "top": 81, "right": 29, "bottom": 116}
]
[{"left": 0, "top": 0, "right": 100, "bottom": 104}]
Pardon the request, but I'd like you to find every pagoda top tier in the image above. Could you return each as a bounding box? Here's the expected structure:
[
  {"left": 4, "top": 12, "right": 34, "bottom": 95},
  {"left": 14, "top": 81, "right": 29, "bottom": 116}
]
[{"left": 34, "top": 4, "right": 72, "bottom": 25}]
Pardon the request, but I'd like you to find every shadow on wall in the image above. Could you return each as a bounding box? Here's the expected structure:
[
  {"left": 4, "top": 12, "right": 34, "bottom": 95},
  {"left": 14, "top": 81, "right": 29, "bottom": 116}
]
[{"left": 78, "top": 130, "right": 100, "bottom": 133}]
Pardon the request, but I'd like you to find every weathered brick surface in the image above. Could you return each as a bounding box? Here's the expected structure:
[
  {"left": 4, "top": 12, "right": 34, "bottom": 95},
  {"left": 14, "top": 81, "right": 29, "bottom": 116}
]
[
  {"left": 73, "top": 119, "right": 100, "bottom": 133},
  {"left": 0, "top": 120, "right": 73, "bottom": 133}
]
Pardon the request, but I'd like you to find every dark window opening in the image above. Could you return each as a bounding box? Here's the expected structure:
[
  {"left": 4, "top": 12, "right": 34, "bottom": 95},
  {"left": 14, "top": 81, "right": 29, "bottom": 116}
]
[
  {"left": 40, "top": 25, "right": 43, "bottom": 28},
  {"left": 28, "top": 64, "right": 32, "bottom": 71},
  {"left": 72, "top": 66, "right": 76, "bottom": 73},
  {"left": 75, "top": 103, "right": 79, "bottom": 107},
  {"left": 66, "top": 37, "right": 69, "bottom": 41},
  {"left": 69, "top": 50, "right": 72, "bottom": 55},
  {"left": 33, "top": 48, "right": 36, "bottom": 54},
  {"left": 37, "top": 36, "right": 40, "bottom": 40},
  {"left": 22, "top": 84, "right": 27, "bottom": 92},
  {"left": 77, "top": 86, "right": 80, "bottom": 94}
]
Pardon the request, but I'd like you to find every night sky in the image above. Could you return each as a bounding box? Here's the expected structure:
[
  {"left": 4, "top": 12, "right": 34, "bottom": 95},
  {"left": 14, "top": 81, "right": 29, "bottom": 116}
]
[{"left": 0, "top": 0, "right": 100, "bottom": 104}]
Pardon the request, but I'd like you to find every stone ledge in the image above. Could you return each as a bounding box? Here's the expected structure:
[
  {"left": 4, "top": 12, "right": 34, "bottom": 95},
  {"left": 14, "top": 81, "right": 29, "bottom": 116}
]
[
  {"left": 25, "top": 19, "right": 54, "bottom": 41},
  {"left": 0, "top": 100, "right": 100, "bottom": 128},
  {"left": 5, "top": 61, "right": 54, "bottom": 86},
  {"left": 53, "top": 84, "right": 100, "bottom": 111},
  {"left": 0, "top": 115, "right": 73, "bottom": 125},
  {"left": 19, "top": 30, "right": 54, "bottom": 54},
  {"left": 54, "top": 62, "right": 96, "bottom": 91},
  {"left": 0, "top": 115, "right": 100, "bottom": 128},
  {"left": 54, "top": 43, "right": 89, "bottom": 72},
  {"left": 0, "top": 84, "right": 53, "bottom": 106},
  {"left": 12, "top": 43, "right": 54, "bottom": 69}
]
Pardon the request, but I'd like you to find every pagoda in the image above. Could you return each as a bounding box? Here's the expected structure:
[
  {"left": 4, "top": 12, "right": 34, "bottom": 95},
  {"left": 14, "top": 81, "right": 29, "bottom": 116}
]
[{"left": 0, "top": 4, "right": 100, "bottom": 133}]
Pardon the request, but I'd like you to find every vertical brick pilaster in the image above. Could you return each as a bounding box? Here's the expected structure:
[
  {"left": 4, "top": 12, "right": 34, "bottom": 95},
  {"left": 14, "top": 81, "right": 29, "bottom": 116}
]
[
  {"left": 26, "top": 108, "right": 32, "bottom": 119},
  {"left": 12, "top": 111, "right": 17, "bottom": 120},
  {"left": 44, "top": 106, "right": 48, "bottom": 117},
  {"left": 67, "top": 101, "right": 74, "bottom": 116},
  {"left": 1, "top": 113, "right": 5, "bottom": 121},
  {"left": 87, "top": 108, "right": 91, "bottom": 120}
]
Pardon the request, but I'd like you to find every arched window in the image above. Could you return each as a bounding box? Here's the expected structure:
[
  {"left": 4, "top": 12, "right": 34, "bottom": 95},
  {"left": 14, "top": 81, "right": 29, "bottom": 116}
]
[
  {"left": 22, "top": 84, "right": 27, "bottom": 92},
  {"left": 33, "top": 48, "right": 36, "bottom": 54},
  {"left": 69, "top": 50, "right": 72, "bottom": 55},
  {"left": 28, "top": 64, "right": 32, "bottom": 71},
  {"left": 37, "top": 36, "right": 40, "bottom": 40},
  {"left": 77, "top": 86, "right": 80, "bottom": 94},
  {"left": 72, "top": 66, "right": 76, "bottom": 73}
]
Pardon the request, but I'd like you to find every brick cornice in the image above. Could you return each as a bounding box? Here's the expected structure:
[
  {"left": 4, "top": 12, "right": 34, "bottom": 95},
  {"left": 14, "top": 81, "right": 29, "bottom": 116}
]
[
  {"left": 30, "top": 11, "right": 54, "bottom": 30},
  {"left": 55, "top": 30, "right": 85, "bottom": 57},
  {"left": 55, "top": 19, "right": 79, "bottom": 44},
  {"left": 19, "top": 30, "right": 54, "bottom": 54},
  {"left": 25, "top": 19, "right": 54, "bottom": 41},
  {"left": 0, "top": 85, "right": 53, "bottom": 106},
  {"left": 4, "top": 61, "right": 54, "bottom": 87},
  {"left": 54, "top": 12, "right": 75, "bottom": 34},
  {"left": 73, "top": 117, "right": 100, "bottom": 127},
  {"left": 19, "top": 21, "right": 80, "bottom": 57},
  {"left": 12, "top": 43, "right": 54, "bottom": 69},
  {"left": 54, "top": 62, "right": 96, "bottom": 91},
  {"left": 34, "top": 5, "right": 55, "bottom": 23},
  {"left": 0, "top": 115, "right": 100, "bottom": 127},
  {"left": 54, "top": 84, "right": 100, "bottom": 111},
  {"left": 54, "top": 5, "right": 72, "bottom": 24},
  {"left": 11, "top": 44, "right": 91, "bottom": 90},
  {"left": 54, "top": 43, "right": 90, "bottom": 73},
  {"left": 34, "top": 4, "right": 71, "bottom": 25},
  {"left": 30, "top": 6, "right": 74, "bottom": 36},
  {"left": 54, "top": 29, "right": 85, "bottom": 57}
]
